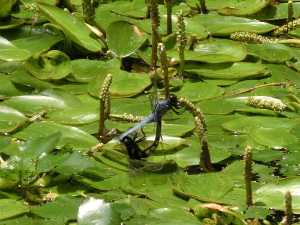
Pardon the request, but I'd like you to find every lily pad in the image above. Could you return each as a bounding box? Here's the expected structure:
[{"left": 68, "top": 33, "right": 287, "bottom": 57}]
[
  {"left": 178, "top": 173, "right": 234, "bottom": 202},
  {"left": 9, "top": 67, "right": 52, "bottom": 92},
  {"left": 217, "top": 0, "right": 270, "bottom": 16},
  {"left": 192, "top": 14, "right": 277, "bottom": 36},
  {"left": 3, "top": 95, "right": 79, "bottom": 116},
  {"left": 71, "top": 58, "right": 121, "bottom": 83},
  {"left": 11, "top": 34, "right": 63, "bottom": 55},
  {"left": 19, "top": 132, "right": 61, "bottom": 159},
  {"left": 88, "top": 68, "right": 151, "bottom": 98},
  {"left": 169, "top": 39, "right": 246, "bottom": 64},
  {"left": 222, "top": 116, "right": 299, "bottom": 134},
  {"left": 107, "top": 21, "right": 148, "bottom": 58},
  {"left": 31, "top": 195, "right": 83, "bottom": 221},
  {"left": 177, "top": 82, "right": 224, "bottom": 101},
  {"left": 0, "top": 36, "right": 31, "bottom": 61},
  {"left": 25, "top": 50, "right": 71, "bottom": 80},
  {"left": 254, "top": 177, "right": 300, "bottom": 213},
  {"left": 0, "top": 73, "right": 32, "bottom": 99},
  {"left": 0, "top": 199, "right": 30, "bottom": 220},
  {"left": 250, "top": 128, "right": 298, "bottom": 149},
  {"left": 185, "top": 62, "right": 268, "bottom": 79},
  {"left": 0, "top": 105, "right": 28, "bottom": 134},
  {"left": 37, "top": 2, "right": 104, "bottom": 53},
  {"left": 246, "top": 43, "right": 294, "bottom": 63},
  {"left": 13, "top": 121, "right": 99, "bottom": 150}
]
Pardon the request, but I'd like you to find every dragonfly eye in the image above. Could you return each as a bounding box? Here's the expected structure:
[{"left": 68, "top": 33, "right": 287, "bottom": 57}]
[
  {"left": 169, "top": 94, "right": 178, "bottom": 106},
  {"left": 121, "top": 136, "right": 133, "bottom": 145}
]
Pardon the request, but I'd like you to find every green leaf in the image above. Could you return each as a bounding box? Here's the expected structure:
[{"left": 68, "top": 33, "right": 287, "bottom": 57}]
[
  {"left": 178, "top": 82, "right": 224, "bottom": 101},
  {"left": 185, "top": 62, "right": 268, "bottom": 79},
  {"left": 88, "top": 68, "right": 151, "bottom": 98},
  {"left": 19, "top": 132, "right": 61, "bottom": 158},
  {"left": 246, "top": 43, "right": 294, "bottom": 63},
  {"left": 31, "top": 195, "right": 83, "bottom": 221},
  {"left": 0, "top": 199, "right": 30, "bottom": 220},
  {"left": 0, "top": 73, "right": 32, "bottom": 99},
  {"left": 192, "top": 14, "right": 277, "bottom": 36},
  {"left": 168, "top": 39, "right": 247, "bottom": 64},
  {"left": 3, "top": 94, "right": 80, "bottom": 116},
  {"left": 37, "top": 3, "right": 104, "bottom": 53},
  {"left": 11, "top": 34, "right": 63, "bottom": 55},
  {"left": 0, "top": 105, "right": 28, "bottom": 133},
  {"left": 250, "top": 128, "right": 298, "bottom": 149},
  {"left": 71, "top": 58, "right": 121, "bottom": 83},
  {"left": 54, "top": 152, "right": 92, "bottom": 174},
  {"left": 254, "top": 177, "right": 300, "bottom": 213},
  {"left": 217, "top": 0, "right": 270, "bottom": 16},
  {"left": 14, "top": 122, "right": 99, "bottom": 150},
  {"left": 9, "top": 67, "right": 52, "bottom": 92},
  {"left": 107, "top": 21, "right": 148, "bottom": 58},
  {"left": 78, "top": 198, "right": 121, "bottom": 225},
  {"left": 0, "top": 36, "right": 31, "bottom": 61},
  {"left": 222, "top": 116, "right": 299, "bottom": 134},
  {"left": 25, "top": 50, "right": 71, "bottom": 80},
  {"left": 178, "top": 173, "right": 234, "bottom": 202}
]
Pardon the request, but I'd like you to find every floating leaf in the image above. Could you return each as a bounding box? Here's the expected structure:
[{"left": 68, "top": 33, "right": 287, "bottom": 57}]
[
  {"left": 14, "top": 122, "right": 99, "bottom": 150},
  {"left": 19, "top": 132, "right": 61, "bottom": 158},
  {"left": 255, "top": 177, "right": 300, "bottom": 213},
  {"left": 250, "top": 128, "right": 298, "bottom": 149},
  {"left": 71, "top": 58, "right": 121, "bottom": 83},
  {"left": 217, "top": 0, "right": 270, "bottom": 16},
  {"left": 177, "top": 82, "right": 224, "bottom": 101},
  {"left": 246, "top": 43, "right": 294, "bottom": 63},
  {"left": 37, "top": 3, "right": 104, "bottom": 53},
  {"left": 11, "top": 34, "right": 63, "bottom": 55},
  {"left": 0, "top": 105, "right": 28, "bottom": 133},
  {"left": 178, "top": 173, "right": 234, "bottom": 202},
  {"left": 0, "top": 199, "right": 30, "bottom": 220},
  {"left": 192, "top": 14, "right": 277, "bottom": 36},
  {"left": 3, "top": 94, "right": 80, "bottom": 116},
  {"left": 185, "top": 62, "right": 268, "bottom": 79},
  {"left": 54, "top": 152, "right": 92, "bottom": 174},
  {"left": 107, "top": 21, "right": 148, "bottom": 58},
  {"left": 88, "top": 68, "right": 151, "bottom": 98},
  {"left": 25, "top": 50, "right": 71, "bottom": 80},
  {"left": 169, "top": 39, "right": 246, "bottom": 64},
  {"left": 222, "top": 116, "right": 299, "bottom": 134},
  {"left": 0, "top": 73, "right": 32, "bottom": 99},
  {"left": 0, "top": 36, "right": 31, "bottom": 61},
  {"left": 31, "top": 195, "right": 83, "bottom": 221}
]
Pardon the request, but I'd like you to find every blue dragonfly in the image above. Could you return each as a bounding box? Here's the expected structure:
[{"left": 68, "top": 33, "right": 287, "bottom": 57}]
[{"left": 119, "top": 94, "right": 183, "bottom": 160}]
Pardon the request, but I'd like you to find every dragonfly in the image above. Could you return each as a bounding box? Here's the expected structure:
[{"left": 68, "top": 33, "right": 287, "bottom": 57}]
[{"left": 119, "top": 94, "right": 183, "bottom": 159}]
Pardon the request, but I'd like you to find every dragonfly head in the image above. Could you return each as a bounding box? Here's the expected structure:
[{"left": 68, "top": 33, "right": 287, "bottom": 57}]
[
  {"left": 121, "top": 136, "right": 134, "bottom": 146},
  {"left": 169, "top": 94, "right": 181, "bottom": 109}
]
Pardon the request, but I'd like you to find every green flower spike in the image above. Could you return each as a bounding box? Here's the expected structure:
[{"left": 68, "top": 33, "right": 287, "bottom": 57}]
[{"left": 176, "top": 10, "right": 186, "bottom": 77}]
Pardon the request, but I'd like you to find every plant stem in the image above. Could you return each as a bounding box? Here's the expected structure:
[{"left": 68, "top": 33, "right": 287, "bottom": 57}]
[
  {"left": 285, "top": 189, "right": 293, "bottom": 225},
  {"left": 244, "top": 146, "right": 253, "bottom": 206},
  {"left": 164, "top": 0, "right": 173, "bottom": 35}
]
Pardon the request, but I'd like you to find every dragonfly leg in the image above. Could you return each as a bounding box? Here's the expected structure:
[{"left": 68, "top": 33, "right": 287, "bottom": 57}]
[
  {"left": 171, "top": 107, "right": 186, "bottom": 115},
  {"left": 135, "top": 128, "right": 147, "bottom": 144}
]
